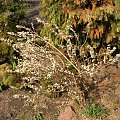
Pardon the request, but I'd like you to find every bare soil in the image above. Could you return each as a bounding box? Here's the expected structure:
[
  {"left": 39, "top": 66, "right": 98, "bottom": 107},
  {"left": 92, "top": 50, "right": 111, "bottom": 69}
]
[{"left": 0, "top": 59, "right": 120, "bottom": 120}]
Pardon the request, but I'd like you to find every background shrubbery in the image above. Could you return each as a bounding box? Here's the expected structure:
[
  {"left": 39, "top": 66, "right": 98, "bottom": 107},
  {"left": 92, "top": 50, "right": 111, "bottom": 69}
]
[
  {"left": 0, "top": 0, "right": 25, "bottom": 34},
  {"left": 40, "top": 0, "right": 120, "bottom": 67}
]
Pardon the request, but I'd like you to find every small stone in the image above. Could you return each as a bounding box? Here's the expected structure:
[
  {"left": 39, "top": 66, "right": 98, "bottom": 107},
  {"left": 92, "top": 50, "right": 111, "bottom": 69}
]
[{"left": 58, "top": 106, "right": 76, "bottom": 120}]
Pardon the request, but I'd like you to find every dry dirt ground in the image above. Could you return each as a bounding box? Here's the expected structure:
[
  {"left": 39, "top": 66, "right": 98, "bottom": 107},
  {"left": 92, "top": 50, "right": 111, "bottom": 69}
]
[{"left": 0, "top": 59, "right": 120, "bottom": 120}]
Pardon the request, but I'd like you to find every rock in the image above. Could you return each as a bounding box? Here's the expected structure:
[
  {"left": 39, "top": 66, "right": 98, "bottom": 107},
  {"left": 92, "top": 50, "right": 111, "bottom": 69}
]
[{"left": 58, "top": 106, "right": 76, "bottom": 120}]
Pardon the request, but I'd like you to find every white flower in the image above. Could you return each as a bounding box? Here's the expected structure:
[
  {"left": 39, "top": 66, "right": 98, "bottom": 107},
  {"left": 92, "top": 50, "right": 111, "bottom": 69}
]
[
  {"left": 13, "top": 94, "right": 20, "bottom": 98},
  {"left": 36, "top": 17, "right": 45, "bottom": 24},
  {"left": 116, "top": 54, "right": 120, "bottom": 59}
]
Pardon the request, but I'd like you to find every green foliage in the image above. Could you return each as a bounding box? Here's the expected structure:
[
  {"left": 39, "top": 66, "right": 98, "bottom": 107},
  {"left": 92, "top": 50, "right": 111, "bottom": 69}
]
[
  {"left": 0, "top": 84, "right": 3, "bottom": 91},
  {"left": 0, "top": 41, "right": 20, "bottom": 91},
  {"left": 33, "top": 113, "right": 43, "bottom": 120},
  {"left": 81, "top": 103, "right": 107, "bottom": 119},
  {"left": 41, "top": 0, "right": 64, "bottom": 26},
  {"left": 0, "top": 0, "right": 26, "bottom": 33},
  {"left": 0, "top": 41, "right": 10, "bottom": 64},
  {"left": 0, "top": 63, "right": 21, "bottom": 88},
  {"left": 0, "top": 41, "right": 9, "bottom": 55},
  {"left": 0, "top": 41, "right": 19, "bottom": 70}
]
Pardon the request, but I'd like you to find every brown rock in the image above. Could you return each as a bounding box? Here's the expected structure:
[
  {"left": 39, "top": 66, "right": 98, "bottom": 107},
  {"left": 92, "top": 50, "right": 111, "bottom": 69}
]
[{"left": 58, "top": 106, "right": 76, "bottom": 120}]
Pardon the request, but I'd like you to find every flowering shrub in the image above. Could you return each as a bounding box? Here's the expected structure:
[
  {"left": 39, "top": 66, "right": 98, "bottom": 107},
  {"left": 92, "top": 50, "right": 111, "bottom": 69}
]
[{"left": 1, "top": 25, "right": 119, "bottom": 100}]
